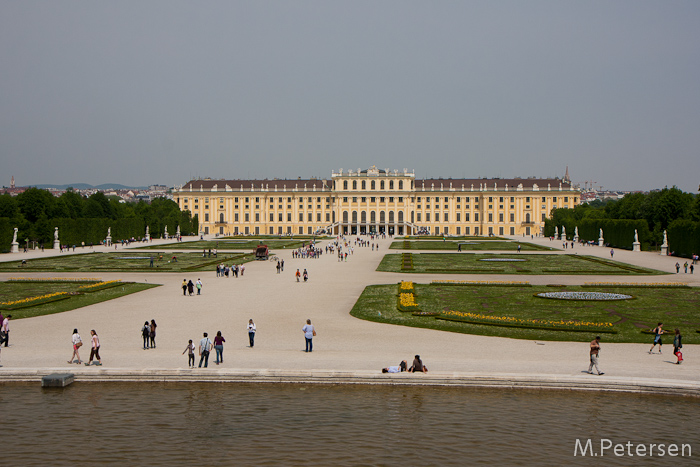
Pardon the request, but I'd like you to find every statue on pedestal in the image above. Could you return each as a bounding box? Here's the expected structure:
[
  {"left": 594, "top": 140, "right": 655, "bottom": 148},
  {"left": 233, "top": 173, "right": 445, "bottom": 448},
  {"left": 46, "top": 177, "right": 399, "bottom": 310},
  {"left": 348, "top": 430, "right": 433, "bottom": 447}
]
[
  {"left": 662, "top": 230, "right": 668, "bottom": 247},
  {"left": 634, "top": 229, "right": 639, "bottom": 243},
  {"left": 632, "top": 229, "right": 641, "bottom": 252},
  {"left": 660, "top": 230, "right": 669, "bottom": 256},
  {"left": 54, "top": 227, "right": 59, "bottom": 241},
  {"left": 10, "top": 228, "right": 19, "bottom": 253},
  {"left": 562, "top": 226, "right": 566, "bottom": 240},
  {"left": 554, "top": 226, "right": 559, "bottom": 239},
  {"left": 164, "top": 226, "right": 168, "bottom": 238}
]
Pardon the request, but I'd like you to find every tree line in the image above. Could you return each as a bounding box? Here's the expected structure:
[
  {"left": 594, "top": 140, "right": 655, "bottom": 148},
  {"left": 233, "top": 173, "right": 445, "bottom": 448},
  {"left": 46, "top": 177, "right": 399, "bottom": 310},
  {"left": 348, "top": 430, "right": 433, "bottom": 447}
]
[
  {"left": 0, "top": 188, "right": 198, "bottom": 251},
  {"left": 544, "top": 186, "right": 700, "bottom": 257}
]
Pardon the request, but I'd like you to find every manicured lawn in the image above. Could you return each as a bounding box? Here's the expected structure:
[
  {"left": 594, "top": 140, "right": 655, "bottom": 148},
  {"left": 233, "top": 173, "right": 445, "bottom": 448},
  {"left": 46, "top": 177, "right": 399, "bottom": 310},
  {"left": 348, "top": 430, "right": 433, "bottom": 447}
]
[
  {"left": 389, "top": 240, "right": 554, "bottom": 251},
  {"left": 350, "top": 283, "right": 700, "bottom": 343},
  {"left": 377, "top": 253, "right": 665, "bottom": 275},
  {"left": 0, "top": 280, "right": 159, "bottom": 319},
  {"left": 0, "top": 251, "right": 257, "bottom": 273},
  {"left": 135, "top": 239, "right": 310, "bottom": 250}
]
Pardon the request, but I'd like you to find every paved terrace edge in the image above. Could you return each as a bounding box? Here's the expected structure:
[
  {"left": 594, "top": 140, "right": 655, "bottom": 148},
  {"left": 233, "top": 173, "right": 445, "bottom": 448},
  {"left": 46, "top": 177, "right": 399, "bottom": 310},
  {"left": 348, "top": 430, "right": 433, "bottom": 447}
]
[{"left": 3, "top": 369, "right": 699, "bottom": 397}]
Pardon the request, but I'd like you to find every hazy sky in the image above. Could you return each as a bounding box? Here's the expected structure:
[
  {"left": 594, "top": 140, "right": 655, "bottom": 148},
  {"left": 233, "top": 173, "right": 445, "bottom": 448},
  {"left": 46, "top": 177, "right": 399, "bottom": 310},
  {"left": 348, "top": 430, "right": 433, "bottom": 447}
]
[{"left": 1, "top": 1, "right": 699, "bottom": 192}]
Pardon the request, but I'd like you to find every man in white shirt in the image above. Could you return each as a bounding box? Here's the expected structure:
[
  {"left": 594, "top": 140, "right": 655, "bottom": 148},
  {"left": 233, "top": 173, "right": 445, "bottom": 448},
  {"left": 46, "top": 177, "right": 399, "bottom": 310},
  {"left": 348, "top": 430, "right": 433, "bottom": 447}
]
[{"left": 199, "top": 332, "right": 212, "bottom": 368}]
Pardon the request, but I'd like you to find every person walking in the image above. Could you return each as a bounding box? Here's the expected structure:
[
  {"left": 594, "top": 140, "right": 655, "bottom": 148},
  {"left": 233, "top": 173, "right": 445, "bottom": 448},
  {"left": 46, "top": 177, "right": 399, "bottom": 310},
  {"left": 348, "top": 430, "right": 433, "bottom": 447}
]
[
  {"left": 182, "top": 279, "right": 187, "bottom": 296},
  {"left": 182, "top": 339, "right": 195, "bottom": 368},
  {"left": 303, "top": 269, "right": 308, "bottom": 282},
  {"left": 0, "top": 314, "right": 9, "bottom": 347},
  {"left": 213, "top": 331, "right": 226, "bottom": 365},
  {"left": 673, "top": 329, "right": 683, "bottom": 364},
  {"left": 684, "top": 261, "right": 689, "bottom": 273},
  {"left": 247, "top": 319, "right": 256, "bottom": 348},
  {"left": 85, "top": 329, "right": 102, "bottom": 366},
  {"left": 295, "top": 269, "right": 301, "bottom": 282},
  {"left": 280, "top": 259, "right": 284, "bottom": 271},
  {"left": 276, "top": 261, "right": 281, "bottom": 274},
  {"left": 649, "top": 322, "right": 664, "bottom": 354},
  {"left": 302, "top": 319, "right": 315, "bottom": 352},
  {"left": 142, "top": 321, "right": 150, "bottom": 349},
  {"left": 198, "top": 332, "right": 212, "bottom": 368},
  {"left": 588, "top": 336, "right": 603, "bottom": 375},
  {"left": 150, "top": 319, "right": 157, "bottom": 349},
  {"left": 187, "top": 280, "right": 195, "bottom": 296},
  {"left": 68, "top": 328, "right": 83, "bottom": 364},
  {"left": 610, "top": 249, "right": 614, "bottom": 258},
  {"left": 196, "top": 278, "right": 203, "bottom": 295},
  {"left": 675, "top": 262, "right": 680, "bottom": 273}
]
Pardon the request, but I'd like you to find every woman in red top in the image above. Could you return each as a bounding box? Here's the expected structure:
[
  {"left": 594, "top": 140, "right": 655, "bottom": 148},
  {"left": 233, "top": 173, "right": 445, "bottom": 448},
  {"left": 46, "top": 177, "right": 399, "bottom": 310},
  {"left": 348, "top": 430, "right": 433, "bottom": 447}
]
[{"left": 214, "top": 331, "right": 226, "bottom": 365}]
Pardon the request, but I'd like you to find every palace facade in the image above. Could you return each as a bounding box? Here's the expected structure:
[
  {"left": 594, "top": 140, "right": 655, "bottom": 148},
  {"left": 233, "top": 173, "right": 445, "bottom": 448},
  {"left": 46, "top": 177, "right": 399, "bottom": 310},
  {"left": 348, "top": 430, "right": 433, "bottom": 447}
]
[{"left": 173, "top": 167, "right": 579, "bottom": 237}]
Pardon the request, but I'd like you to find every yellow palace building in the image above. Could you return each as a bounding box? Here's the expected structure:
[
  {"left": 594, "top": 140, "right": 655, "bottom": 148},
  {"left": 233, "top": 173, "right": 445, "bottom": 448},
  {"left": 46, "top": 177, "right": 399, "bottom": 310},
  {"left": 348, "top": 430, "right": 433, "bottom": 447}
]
[{"left": 174, "top": 166, "right": 579, "bottom": 237}]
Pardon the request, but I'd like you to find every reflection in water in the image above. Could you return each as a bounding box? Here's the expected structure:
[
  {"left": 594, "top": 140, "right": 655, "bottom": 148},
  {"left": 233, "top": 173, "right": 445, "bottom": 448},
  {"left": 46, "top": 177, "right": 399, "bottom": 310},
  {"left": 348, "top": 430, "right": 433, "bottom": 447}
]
[{"left": 1, "top": 383, "right": 698, "bottom": 466}]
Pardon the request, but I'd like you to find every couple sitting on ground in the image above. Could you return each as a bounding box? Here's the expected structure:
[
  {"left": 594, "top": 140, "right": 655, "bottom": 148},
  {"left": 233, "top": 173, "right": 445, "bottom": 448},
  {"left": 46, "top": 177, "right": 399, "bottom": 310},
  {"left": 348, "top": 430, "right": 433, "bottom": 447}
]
[{"left": 382, "top": 355, "right": 428, "bottom": 373}]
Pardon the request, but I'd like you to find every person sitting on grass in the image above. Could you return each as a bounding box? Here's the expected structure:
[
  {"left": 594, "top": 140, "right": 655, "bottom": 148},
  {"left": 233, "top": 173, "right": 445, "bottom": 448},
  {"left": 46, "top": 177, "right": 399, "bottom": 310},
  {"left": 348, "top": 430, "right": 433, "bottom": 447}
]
[
  {"left": 408, "top": 355, "right": 428, "bottom": 373},
  {"left": 382, "top": 360, "right": 408, "bottom": 373}
]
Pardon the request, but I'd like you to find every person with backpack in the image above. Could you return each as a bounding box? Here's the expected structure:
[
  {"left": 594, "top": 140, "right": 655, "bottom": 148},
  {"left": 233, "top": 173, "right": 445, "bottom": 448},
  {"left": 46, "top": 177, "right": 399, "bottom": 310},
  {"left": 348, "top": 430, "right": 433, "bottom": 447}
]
[
  {"left": 199, "top": 332, "right": 213, "bottom": 368},
  {"left": 142, "top": 321, "right": 150, "bottom": 349}
]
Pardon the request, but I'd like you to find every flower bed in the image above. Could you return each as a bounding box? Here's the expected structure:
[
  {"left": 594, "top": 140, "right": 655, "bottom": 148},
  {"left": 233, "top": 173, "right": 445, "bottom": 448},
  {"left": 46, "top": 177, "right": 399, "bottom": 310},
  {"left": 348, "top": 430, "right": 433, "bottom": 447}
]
[
  {"left": 401, "top": 253, "right": 414, "bottom": 270},
  {"left": 412, "top": 311, "right": 439, "bottom": 317},
  {"left": 535, "top": 291, "right": 634, "bottom": 301},
  {"left": 431, "top": 280, "right": 531, "bottom": 287},
  {"left": 397, "top": 292, "right": 420, "bottom": 312},
  {"left": 438, "top": 310, "right": 617, "bottom": 333},
  {"left": 399, "top": 281, "right": 415, "bottom": 294},
  {"left": 78, "top": 280, "right": 123, "bottom": 293},
  {"left": 0, "top": 292, "right": 70, "bottom": 310}
]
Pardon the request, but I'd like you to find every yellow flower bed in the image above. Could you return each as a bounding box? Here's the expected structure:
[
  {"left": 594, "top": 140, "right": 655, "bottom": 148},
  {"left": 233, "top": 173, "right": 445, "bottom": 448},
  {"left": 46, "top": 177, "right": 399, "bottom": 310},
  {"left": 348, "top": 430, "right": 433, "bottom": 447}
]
[
  {"left": 0, "top": 292, "right": 69, "bottom": 308},
  {"left": 399, "top": 281, "right": 414, "bottom": 290},
  {"left": 399, "top": 293, "right": 417, "bottom": 307},
  {"left": 440, "top": 310, "right": 616, "bottom": 333},
  {"left": 78, "top": 280, "right": 122, "bottom": 291}
]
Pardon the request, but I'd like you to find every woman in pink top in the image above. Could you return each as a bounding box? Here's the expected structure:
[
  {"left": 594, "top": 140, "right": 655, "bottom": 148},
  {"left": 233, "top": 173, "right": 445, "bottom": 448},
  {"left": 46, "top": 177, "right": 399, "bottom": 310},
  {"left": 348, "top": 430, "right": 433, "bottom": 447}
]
[{"left": 85, "top": 329, "right": 102, "bottom": 366}]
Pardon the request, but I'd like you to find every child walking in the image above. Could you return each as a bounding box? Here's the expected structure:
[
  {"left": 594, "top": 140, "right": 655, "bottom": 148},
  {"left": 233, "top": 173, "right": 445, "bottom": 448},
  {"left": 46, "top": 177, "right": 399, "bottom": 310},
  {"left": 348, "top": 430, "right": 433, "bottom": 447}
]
[{"left": 183, "top": 339, "right": 195, "bottom": 368}]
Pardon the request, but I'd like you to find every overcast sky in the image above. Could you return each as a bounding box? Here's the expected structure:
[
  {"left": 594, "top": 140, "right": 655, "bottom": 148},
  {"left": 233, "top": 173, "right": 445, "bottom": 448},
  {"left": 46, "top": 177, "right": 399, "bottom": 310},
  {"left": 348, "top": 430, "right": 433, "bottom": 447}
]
[{"left": 1, "top": 1, "right": 699, "bottom": 192}]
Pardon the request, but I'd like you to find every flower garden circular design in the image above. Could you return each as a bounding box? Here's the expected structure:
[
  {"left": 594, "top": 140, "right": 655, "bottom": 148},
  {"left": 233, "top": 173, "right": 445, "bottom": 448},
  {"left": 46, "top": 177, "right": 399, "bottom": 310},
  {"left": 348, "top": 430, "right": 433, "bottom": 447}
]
[
  {"left": 479, "top": 258, "right": 527, "bottom": 262},
  {"left": 535, "top": 291, "right": 634, "bottom": 301}
]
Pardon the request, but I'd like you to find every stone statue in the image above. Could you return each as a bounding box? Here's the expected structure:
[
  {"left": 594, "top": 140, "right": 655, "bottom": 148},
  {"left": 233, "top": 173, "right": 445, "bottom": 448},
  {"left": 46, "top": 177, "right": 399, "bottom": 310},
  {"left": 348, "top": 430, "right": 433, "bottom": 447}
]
[
  {"left": 634, "top": 229, "right": 639, "bottom": 243},
  {"left": 663, "top": 230, "right": 668, "bottom": 246},
  {"left": 54, "top": 227, "right": 59, "bottom": 240},
  {"left": 146, "top": 226, "right": 150, "bottom": 236},
  {"left": 574, "top": 226, "right": 579, "bottom": 237},
  {"left": 561, "top": 226, "right": 566, "bottom": 240},
  {"left": 554, "top": 226, "right": 559, "bottom": 238},
  {"left": 164, "top": 226, "right": 168, "bottom": 238},
  {"left": 12, "top": 227, "right": 18, "bottom": 244},
  {"left": 176, "top": 225, "right": 181, "bottom": 237},
  {"left": 599, "top": 228, "right": 603, "bottom": 239},
  {"left": 107, "top": 227, "right": 111, "bottom": 237}
]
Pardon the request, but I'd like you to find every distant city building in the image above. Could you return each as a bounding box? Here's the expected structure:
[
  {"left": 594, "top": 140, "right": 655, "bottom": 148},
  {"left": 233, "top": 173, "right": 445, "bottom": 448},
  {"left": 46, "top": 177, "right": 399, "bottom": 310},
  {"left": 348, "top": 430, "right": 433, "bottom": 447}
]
[{"left": 174, "top": 166, "right": 579, "bottom": 236}]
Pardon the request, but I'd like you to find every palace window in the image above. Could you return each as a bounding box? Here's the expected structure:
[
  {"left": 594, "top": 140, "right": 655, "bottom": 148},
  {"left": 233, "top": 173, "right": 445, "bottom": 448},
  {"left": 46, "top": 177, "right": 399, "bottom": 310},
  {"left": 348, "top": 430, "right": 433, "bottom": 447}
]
[
  {"left": 343, "top": 181, "right": 348, "bottom": 190},
  {"left": 456, "top": 213, "right": 460, "bottom": 222},
  {"left": 287, "top": 213, "right": 291, "bottom": 221},
  {"left": 426, "top": 213, "right": 431, "bottom": 222},
  {"left": 362, "top": 180, "right": 366, "bottom": 190},
  {"left": 389, "top": 181, "right": 394, "bottom": 189},
  {"left": 510, "top": 213, "right": 515, "bottom": 222},
  {"left": 475, "top": 213, "right": 479, "bottom": 222},
  {"left": 299, "top": 213, "right": 303, "bottom": 221},
  {"left": 371, "top": 197, "right": 376, "bottom": 202},
  {"left": 245, "top": 213, "right": 249, "bottom": 222},
  {"left": 269, "top": 213, "right": 274, "bottom": 222},
  {"left": 235, "top": 213, "right": 239, "bottom": 221},
  {"left": 398, "top": 180, "right": 403, "bottom": 189},
  {"left": 205, "top": 213, "right": 209, "bottom": 222},
  {"left": 389, "top": 197, "right": 394, "bottom": 203},
  {"left": 255, "top": 213, "right": 259, "bottom": 222},
  {"left": 417, "top": 213, "right": 422, "bottom": 222},
  {"left": 380, "top": 180, "right": 385, "bottom": 190},
  {"left": 353, "top": 180, "right": 357, "bottom": 190},
  {"left": 488, "top": 213, "right": 493, "bottom": 222},
  {"left": 371, "top": 181, "right": 375, "bottom": 190}
]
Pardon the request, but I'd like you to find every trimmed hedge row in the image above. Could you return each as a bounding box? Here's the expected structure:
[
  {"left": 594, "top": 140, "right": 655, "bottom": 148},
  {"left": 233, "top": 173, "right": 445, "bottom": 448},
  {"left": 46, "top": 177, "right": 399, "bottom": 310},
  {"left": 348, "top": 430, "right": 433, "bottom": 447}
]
[{"left": 545, "top": 218, "right": 651, "bottom": 251}]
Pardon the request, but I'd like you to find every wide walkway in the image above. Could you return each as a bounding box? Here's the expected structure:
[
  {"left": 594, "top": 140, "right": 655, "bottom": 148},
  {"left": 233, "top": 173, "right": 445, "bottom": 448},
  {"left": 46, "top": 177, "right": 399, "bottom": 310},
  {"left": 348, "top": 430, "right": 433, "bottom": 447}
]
[{"left": 1, "top": 235, "right": 698, "bottom": 393}]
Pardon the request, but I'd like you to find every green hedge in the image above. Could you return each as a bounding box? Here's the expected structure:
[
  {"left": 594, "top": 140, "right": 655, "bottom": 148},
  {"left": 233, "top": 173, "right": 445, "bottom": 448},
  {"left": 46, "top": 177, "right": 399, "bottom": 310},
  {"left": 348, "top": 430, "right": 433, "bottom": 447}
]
[
  {"left": 667, "top": 219, "right": 700, "bottom": 259},
  {"left": 545, "top": 218, "right": 651, "bottom": 250}
]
